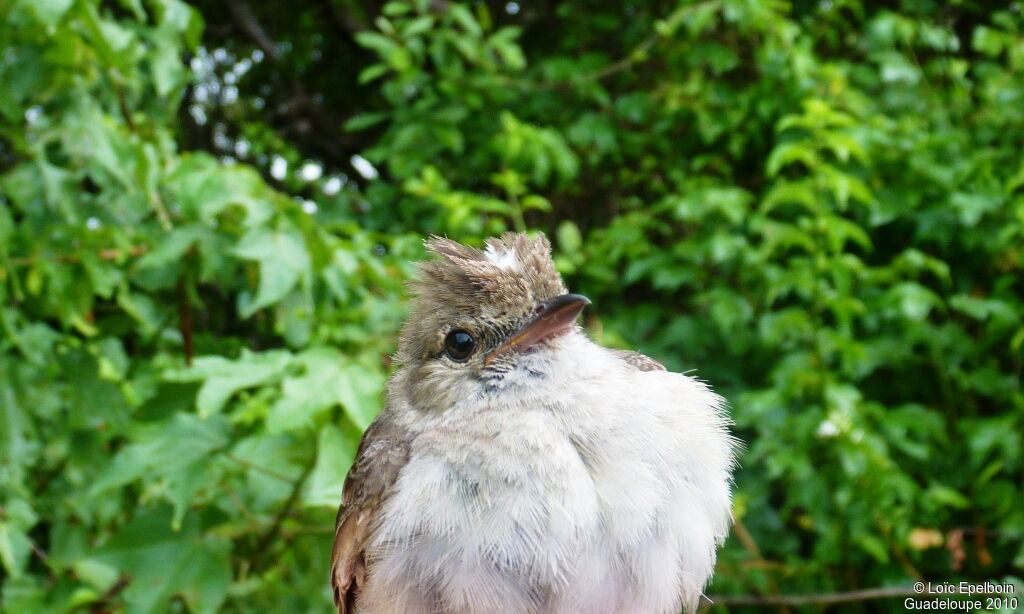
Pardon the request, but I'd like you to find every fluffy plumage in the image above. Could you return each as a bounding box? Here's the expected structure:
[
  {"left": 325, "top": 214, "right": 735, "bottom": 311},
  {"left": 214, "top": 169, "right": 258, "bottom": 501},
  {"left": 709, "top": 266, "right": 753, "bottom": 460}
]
[{"left": 331, "top": 233, "right": 736, "bottom": 614}]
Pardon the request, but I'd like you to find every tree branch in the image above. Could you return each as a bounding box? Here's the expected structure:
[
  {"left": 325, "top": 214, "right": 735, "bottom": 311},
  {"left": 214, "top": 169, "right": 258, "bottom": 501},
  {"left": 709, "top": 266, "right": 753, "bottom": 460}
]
[
  {"left": 223, "top": 0, "right": 281, "bottom": 60},
  {"left": 731, "top": 517, "right": 791, "bottom": 614},
  {"left": 249, "top": 454, "right": 316, "bottom": 571},
  {"left": 584, "top": 3, "right": 704, "bottom": 83},
  {"left": 7, "top": 245, "right": 147, "bottom": 268},
  {"left": 176, "top": 277, "right": 194, "bottom": 366},
  {"left": 223, "top": 452, "right": 297, "bottom": 483},
  {"left": 702, "top": 585, "right": 1015, "bottom": 608},
  {"left": 89, "top": 575, "right": 131, "bottom": 613},
  {"left": 221, "top": 0, "right": 364, "bottom": 166},
  {"left": 703, "top": 587, "right": 914, "bottom": 607},
  {"left": 324, "top": 0, "right": 369, "bottom": 36}
]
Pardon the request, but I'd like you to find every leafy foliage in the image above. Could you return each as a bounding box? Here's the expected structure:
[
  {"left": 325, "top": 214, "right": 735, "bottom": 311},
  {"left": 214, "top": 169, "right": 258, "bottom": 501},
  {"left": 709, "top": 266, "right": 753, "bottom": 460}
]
[{"left": 2, "top": 0, "right": 1022, "bottom": 611}]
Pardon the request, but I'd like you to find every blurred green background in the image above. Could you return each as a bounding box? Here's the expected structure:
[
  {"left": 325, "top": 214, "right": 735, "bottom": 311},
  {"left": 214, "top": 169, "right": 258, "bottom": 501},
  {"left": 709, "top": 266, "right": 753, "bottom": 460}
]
[{"left": 2, "top": 0, "right": 1023, "bottom": 611}]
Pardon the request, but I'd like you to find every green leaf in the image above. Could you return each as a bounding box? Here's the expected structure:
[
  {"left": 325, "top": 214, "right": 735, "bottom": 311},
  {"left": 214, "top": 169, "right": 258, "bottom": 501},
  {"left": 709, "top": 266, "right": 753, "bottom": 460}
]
[
  {"left": 71, "top": 559, "right": 120, "bottom": 592},
  {"left": 448, "top": 4, "right": 482, "bottom": 37},
  {"left": 762, "top": 180, "right": 819, "bottom": 213},
  {"left": 232, "top": 228, "right": 311, "bottom": 317},
  {"left": 136, "top": 224, "right": 205, "bottom": 270},
  {"left": 853, "top": 533, "right": 890, "bottom": 564},
  {"left": 401, "top": 15, "right": 434, "bottom": 38},
  {"left": 889, "top": 282, "right": 942, "bottom": 321},
  {"left": 336, "top": 363, "right": 386, "bottom": 429},
  {"left": 926, "top": 484, "right": 971, "bottom": 509},
  {"left": 0, "top": 370, "right": 40, "bottom": 486},
  {"left": 949, "top": 294, "right": 1017, "bottom": 322},
  {"left": 972, "top": 26, "right": 1007, "bottom": 57},
  {"left": 92, "top": 507, "right": 231, "bottom": 614},
  {"left": 0, "top": 498, "right": 37, "bottom": 578},
  {"left": 93, "top": 337, "right": 129, "bottom": 381},
  {"left": 354, "top": 32, "right": 400, "bottom": 56},
  {"left": 22, "top": 0, "right": 74, "bottom": 25},
  {"left": 345, "top": 112, "right": 389, "bottom": 132},
  {"left": 556, "top": 221, "right": 582, "bottom": 254},
  {"left": 766, "top": 141, "right": 818, "bottom": 176},
  {"left": 357, "top": 63, "right": 390, "bottom": 84},
  {"left": 164, "top": 350, "right": 292, "bottom": 416},
  {"left": 116, "top": 290, "right": 167, "bottom": 337},
  {"left": 950, "top": 191, "right": 1002, "bottom": 226},
  {"left": 304, "top": 424, "right": 359, "bottom": 507},
  {"left": 150, "top": 34, "right": 188, "bottom": 97},
  {"left": 166, "top": 155, "right": 275, "bottom": 226},
  {"left": 89, "top": 414, "right": 229, "bottom": 524},
  {"left": 267, "top": 348, "right": 384, "bottom": 432}
]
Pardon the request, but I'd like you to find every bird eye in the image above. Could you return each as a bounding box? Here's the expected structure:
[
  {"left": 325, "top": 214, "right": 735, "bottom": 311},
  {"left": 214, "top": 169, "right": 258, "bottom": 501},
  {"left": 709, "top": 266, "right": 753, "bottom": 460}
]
[{"left": 444, "top": 329, "right": 475, "bottom": 362}]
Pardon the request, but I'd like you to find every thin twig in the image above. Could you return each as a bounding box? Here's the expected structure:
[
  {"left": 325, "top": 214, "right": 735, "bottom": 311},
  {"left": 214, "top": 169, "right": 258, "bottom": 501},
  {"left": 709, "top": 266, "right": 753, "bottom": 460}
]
[
  {"left": 220, "top": 0, "right": 362, "bottom": 161},
  {"left": 223, "top": 0, "right": 281, "bottom": 60},
  {"left": 176, "top": 277, "right": 194, "bottom": 366},
  {"left": 584, "top": 3, "right": 703, "bottom": 82},
  {"left": 702, "top": 584, "right": 1016, "bottom": 608},
  {"left": 149, "top": 189, "right": 173, "bottom": 231},
  {"left": 7, "top": 245, "right": 147, "bottom": 268},
  {"left": 223, "top": 452, "right": 296, "bottom": 482},
  {"left": 731, "top": 517, "right": 791, "bottom": 614},
  {"left": 249, "top": 455, "right": 316, "bottom": 571},
  {"left": 89, "top": 574, "right": 131, "bottom": 613},
  {"left": 0, "top": 506, "right": 57, "bottom": 583},
  {"left": 112, "top": 78, "right": 137, "bottom": 133},
  {"left": 223, "top": 483, "right": 261, "bottom": 525},
  {"left": 587, "top": 35, "right": 660, "bottom": 82}
]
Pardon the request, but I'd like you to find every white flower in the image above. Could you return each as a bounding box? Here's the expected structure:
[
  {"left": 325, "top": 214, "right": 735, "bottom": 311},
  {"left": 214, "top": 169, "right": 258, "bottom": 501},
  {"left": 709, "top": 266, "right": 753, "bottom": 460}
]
[
  {"left": 270, "top": 156, "right": 287, "bottom": 180},
  {"left": 816, "top": 419, "right": 840, "bottom": 438}
]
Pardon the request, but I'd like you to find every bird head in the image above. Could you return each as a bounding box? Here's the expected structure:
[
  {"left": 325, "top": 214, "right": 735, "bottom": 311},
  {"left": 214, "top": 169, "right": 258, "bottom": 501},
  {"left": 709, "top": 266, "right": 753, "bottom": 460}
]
[{"left": 395, "top": 232, "right": 590, "bottom": 410}]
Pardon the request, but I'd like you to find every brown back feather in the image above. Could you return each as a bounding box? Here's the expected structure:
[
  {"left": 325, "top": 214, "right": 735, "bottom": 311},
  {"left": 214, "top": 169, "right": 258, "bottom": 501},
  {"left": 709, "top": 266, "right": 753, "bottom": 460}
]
[
  {"left": 609, "top": 348, "right": 666, "bottom": 372},
  {"left": 330, "top": 411, "right": 411, "bottom": 613}
]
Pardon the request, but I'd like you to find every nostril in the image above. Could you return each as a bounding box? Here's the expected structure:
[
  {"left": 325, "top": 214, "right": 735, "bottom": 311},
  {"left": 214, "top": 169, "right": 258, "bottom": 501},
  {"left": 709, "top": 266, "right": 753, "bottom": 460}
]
[{"left": 533, "top": 304, "right": 545, "bottom": 315}]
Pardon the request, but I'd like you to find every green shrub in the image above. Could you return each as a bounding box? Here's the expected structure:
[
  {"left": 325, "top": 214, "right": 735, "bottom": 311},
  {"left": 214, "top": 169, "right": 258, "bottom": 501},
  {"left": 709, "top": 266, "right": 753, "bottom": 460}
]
[{"left": 1, "top": 0, "right": 1021, "bottom": 611}]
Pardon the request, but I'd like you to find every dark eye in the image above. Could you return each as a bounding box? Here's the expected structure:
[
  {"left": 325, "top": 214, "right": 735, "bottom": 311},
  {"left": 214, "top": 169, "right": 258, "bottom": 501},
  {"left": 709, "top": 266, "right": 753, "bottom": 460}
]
[{"left": 444, "top": 329, "right": 475, "bottom": 362}]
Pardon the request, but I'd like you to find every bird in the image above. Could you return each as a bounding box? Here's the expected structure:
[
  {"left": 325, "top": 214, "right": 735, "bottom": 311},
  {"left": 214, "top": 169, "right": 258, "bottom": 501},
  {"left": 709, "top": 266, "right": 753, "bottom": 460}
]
[{"left": 330, "top": 232, "right": 737, "bottom": 614}]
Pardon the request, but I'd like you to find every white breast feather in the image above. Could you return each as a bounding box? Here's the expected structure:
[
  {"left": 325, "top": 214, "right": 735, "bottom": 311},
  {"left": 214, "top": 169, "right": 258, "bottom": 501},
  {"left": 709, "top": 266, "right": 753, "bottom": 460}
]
[{"left": 360, "top": 333, "right": 735, "bottom": 614}]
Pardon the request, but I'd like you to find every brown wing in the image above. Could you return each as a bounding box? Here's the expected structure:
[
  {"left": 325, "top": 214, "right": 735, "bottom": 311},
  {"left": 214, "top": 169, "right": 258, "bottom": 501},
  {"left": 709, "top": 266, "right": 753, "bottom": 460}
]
[
  {"left": 609, "top": 348, "right": 666, "bottom": 372},
  {"left": 330, "top": 410, "right": 411, "bottom": 613}
]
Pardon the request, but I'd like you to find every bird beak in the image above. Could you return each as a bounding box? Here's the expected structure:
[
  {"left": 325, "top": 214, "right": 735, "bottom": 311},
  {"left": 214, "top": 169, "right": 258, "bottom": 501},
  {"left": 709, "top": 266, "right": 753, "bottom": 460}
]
[{"left": 485, "top": 293, "right": 590, "bottom": 365}]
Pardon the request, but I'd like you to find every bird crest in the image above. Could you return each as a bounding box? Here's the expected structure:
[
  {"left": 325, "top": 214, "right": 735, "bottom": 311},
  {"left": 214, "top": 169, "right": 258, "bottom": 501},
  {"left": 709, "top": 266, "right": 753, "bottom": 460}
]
[{"left": 414, "top": 232, "right": 566, "bottom": 308}]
